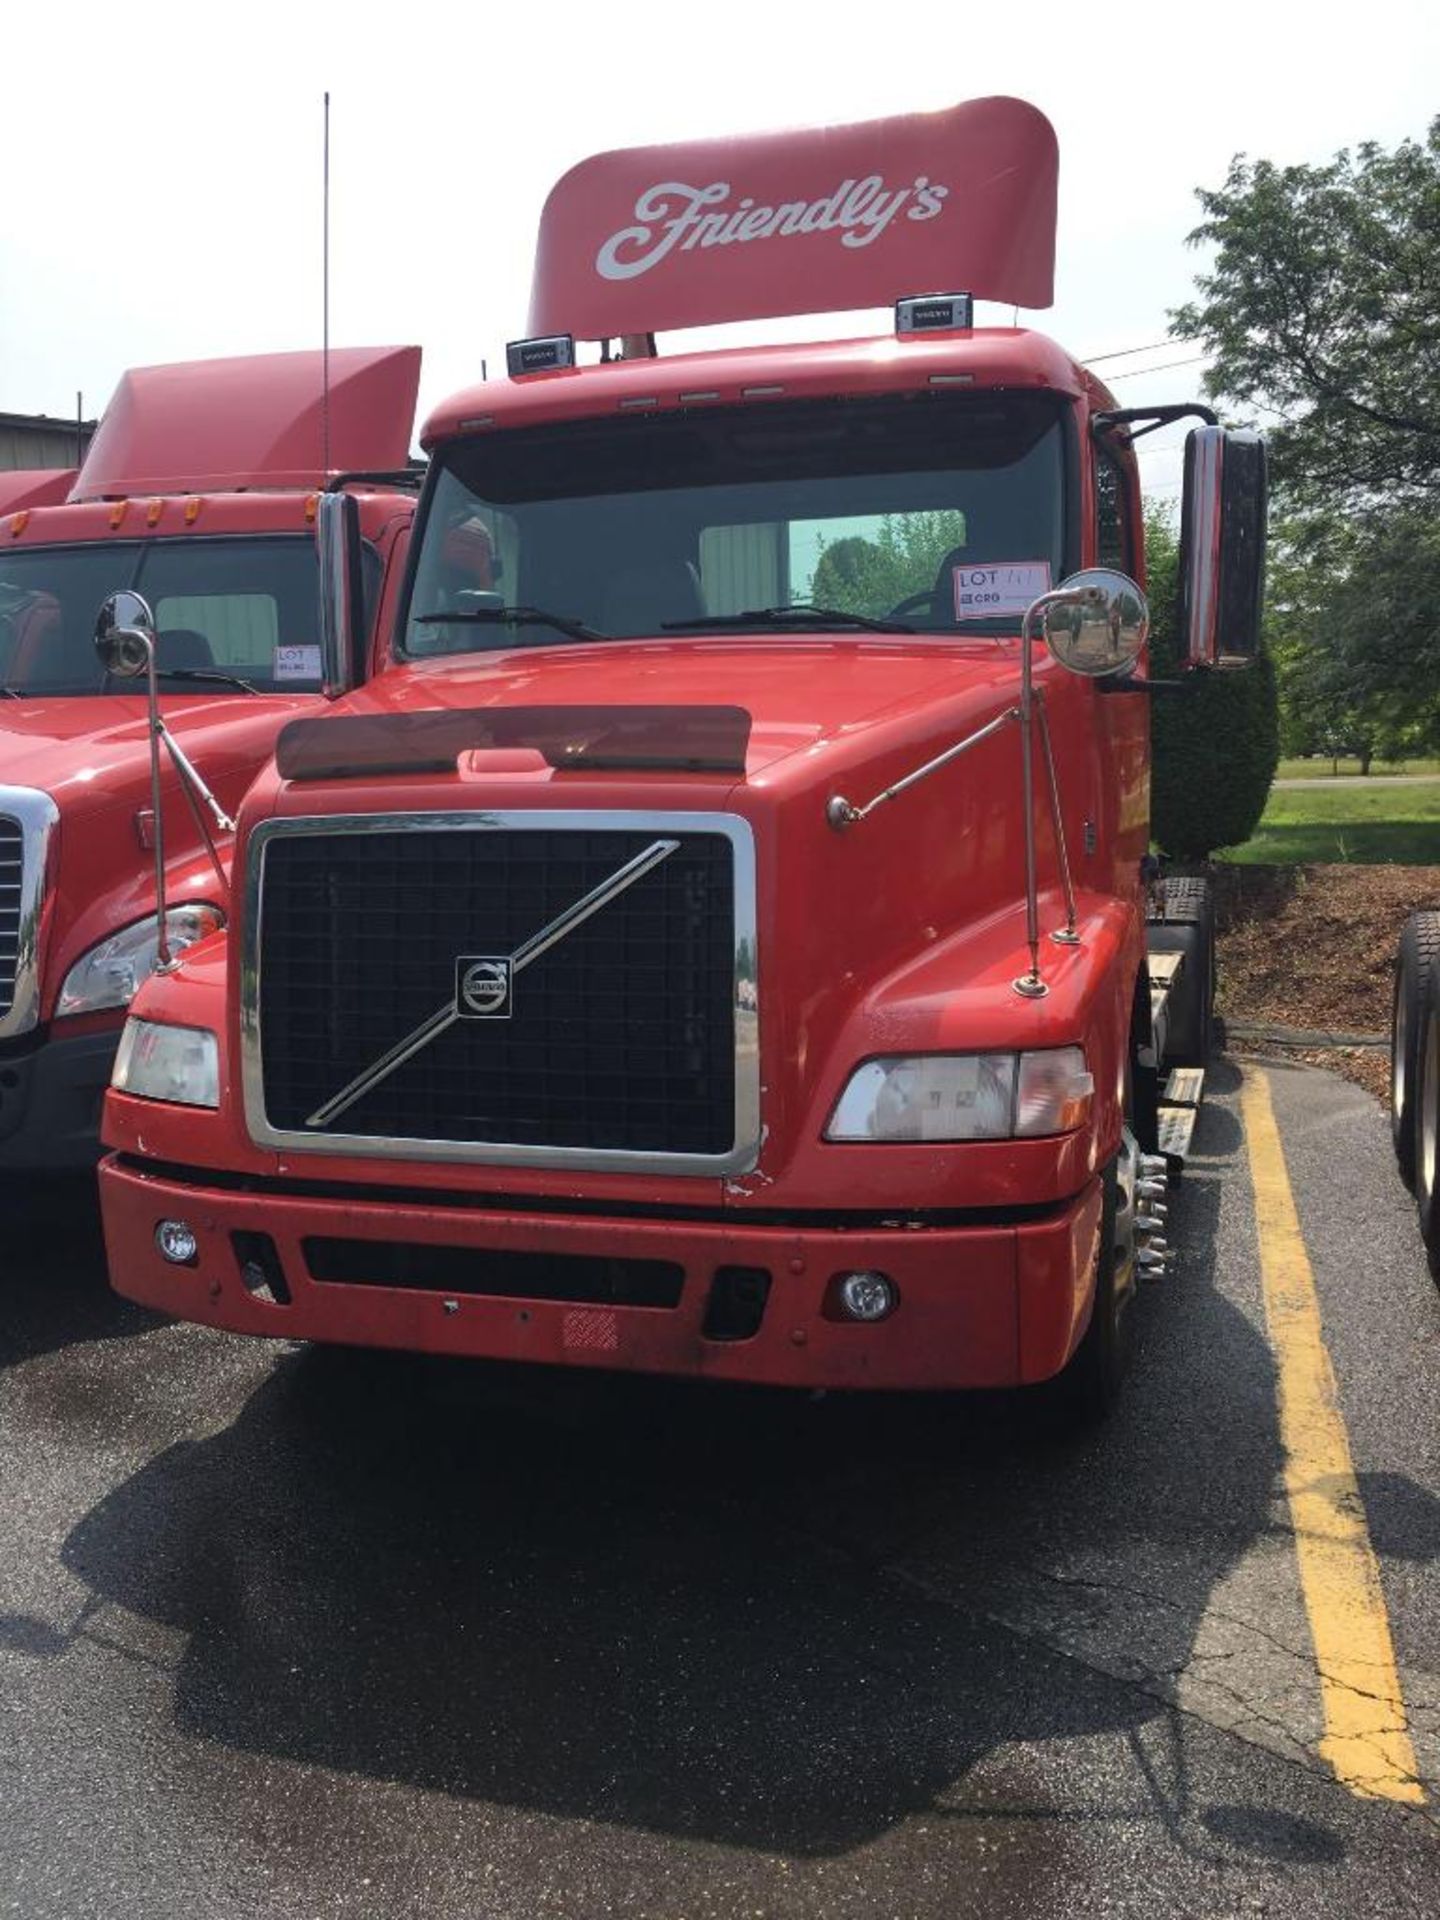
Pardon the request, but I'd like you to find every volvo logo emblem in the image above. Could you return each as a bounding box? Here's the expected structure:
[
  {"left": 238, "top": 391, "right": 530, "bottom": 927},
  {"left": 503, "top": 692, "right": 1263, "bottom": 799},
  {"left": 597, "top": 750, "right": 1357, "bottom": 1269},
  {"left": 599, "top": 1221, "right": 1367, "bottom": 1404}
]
[{"left": 456, "top": 956, "right": 513, "bottom": 1020}]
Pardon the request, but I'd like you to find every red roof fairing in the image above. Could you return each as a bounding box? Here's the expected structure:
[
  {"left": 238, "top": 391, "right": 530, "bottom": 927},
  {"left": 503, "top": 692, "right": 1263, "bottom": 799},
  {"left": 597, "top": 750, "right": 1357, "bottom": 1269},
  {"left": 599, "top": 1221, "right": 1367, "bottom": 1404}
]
[
  {"left": 529, "top": 97, "right": 1057, "bottom": 341},
  {"left": 71, "top": 345, "right": 421, "bottom": 502},
  {"left": 0, "top": 470, "right": 77, "bottom": 515}
]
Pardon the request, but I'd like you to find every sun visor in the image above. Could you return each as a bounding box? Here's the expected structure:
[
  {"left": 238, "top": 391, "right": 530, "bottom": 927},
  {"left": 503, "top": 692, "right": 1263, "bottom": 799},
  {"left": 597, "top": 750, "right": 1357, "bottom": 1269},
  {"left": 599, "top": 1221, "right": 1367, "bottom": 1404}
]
[
  {"left": 276, "top": 705, "right": 753, "bottom": 780},
  {"left": 0, "top": 469, "right": 77, "bottom": 514},
  {"left": 70, "top": 345, "right": 421, "bottom": 502},
  {"left": 529, "top": 97, "right": 1057, "bottom": 341}
]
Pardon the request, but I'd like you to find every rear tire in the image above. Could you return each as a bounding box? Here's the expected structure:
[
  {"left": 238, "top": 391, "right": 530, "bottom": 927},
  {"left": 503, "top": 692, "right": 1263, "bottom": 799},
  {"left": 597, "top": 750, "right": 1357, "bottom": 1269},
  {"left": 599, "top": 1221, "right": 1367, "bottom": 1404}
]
[
  {"left": 1391, "top": 911, "right": 1440, "bottom": 1190},
  {"left": 1414, "top": 970, "right": 1440, "bottom": 1284}
]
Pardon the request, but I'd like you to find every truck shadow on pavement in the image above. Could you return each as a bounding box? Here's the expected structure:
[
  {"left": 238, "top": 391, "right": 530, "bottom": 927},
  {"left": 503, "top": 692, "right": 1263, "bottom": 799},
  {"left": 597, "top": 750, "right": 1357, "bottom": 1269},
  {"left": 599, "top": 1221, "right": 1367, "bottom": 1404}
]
[
  {"left": 1, "top": 1176, "right": 162, "bottom": 1368},
  {"left": 46, "top": 1071, "right": 1361, "bottom": 1863}
]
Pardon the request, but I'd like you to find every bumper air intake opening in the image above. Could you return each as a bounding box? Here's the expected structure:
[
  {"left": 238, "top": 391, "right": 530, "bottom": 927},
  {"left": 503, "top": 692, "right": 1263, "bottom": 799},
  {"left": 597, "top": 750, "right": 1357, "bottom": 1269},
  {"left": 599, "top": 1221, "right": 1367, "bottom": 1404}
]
[
  {"left": 301, "top": 1237, "right": 685, "bottom": 1308},
  {"left": 702, "top": 1265, "right": 772, "bottom": 1342},
  {"left": 233, "top": 1232, "right": 292, "bottom": 1307}
]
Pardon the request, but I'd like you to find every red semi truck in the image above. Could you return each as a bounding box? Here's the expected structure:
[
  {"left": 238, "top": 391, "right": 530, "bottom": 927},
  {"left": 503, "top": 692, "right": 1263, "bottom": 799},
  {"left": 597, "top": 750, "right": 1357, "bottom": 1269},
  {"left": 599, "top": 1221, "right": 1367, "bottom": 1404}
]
[
  {"left": 1, "top": 345, "right": 421, "bottom": 1170},
  {"left": 98, "top": 100, "right": 1266, "bottom": 1414}
]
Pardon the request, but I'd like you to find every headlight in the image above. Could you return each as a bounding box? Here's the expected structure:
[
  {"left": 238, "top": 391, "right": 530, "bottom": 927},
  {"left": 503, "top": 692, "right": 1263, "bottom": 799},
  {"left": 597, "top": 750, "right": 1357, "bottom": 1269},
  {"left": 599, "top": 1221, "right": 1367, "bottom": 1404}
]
[
  {"left": 111, "top": 1019, "right": 220, "bottom": 1108},
  {"left": 57, "top": 904, "right": 224, "bottom": 1017},
  {"left": 825, "top": 1047, "right": 1093, "bottom": 1142}
]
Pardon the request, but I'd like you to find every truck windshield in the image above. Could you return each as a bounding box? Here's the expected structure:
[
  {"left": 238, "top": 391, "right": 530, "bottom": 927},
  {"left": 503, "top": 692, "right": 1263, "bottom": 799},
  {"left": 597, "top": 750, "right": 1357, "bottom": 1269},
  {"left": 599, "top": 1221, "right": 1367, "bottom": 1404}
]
[
  {"left": 0, "top": 536, "right": 322, "bottom": 696},
  {"left": 402, "top": 391, "right": 1070, "bottom": 655}
]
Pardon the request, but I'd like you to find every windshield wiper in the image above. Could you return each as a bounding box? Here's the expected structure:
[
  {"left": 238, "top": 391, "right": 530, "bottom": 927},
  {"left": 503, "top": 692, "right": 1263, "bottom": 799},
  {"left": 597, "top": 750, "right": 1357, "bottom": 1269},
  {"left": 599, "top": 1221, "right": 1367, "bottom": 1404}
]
[
  {"left": 415, "top": 606, "right": 608, "bottom": 646},
  {"left": 0, "top": 685, "right": 22, "bottom": 699},
  {"left": 153, "top": 666, "right": 259, "bottom": 694},
  {"left": 661, "top": 603, "right": 916, "bottom": 636}
]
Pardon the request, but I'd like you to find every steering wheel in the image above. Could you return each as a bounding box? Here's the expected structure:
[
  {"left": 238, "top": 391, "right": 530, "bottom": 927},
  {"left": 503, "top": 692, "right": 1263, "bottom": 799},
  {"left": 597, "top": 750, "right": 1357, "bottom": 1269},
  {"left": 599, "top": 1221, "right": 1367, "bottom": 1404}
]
[{"left": 886, "top": 589, "right": 937, "bottom": 621}]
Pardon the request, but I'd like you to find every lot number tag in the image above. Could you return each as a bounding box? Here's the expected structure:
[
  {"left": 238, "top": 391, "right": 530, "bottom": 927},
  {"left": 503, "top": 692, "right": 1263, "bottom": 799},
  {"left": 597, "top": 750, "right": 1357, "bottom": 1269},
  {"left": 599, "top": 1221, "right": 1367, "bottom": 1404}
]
[{"left": 952, "top": 560, "right": 1052, "bottom": 620}]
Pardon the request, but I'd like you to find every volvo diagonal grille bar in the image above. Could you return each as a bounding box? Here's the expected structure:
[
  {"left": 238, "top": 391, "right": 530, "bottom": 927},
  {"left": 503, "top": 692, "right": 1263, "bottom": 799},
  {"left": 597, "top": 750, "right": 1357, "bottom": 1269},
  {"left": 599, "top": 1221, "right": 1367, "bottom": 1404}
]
[{"left": 305, "top": 837, "right": 680, "bottom": 1129}]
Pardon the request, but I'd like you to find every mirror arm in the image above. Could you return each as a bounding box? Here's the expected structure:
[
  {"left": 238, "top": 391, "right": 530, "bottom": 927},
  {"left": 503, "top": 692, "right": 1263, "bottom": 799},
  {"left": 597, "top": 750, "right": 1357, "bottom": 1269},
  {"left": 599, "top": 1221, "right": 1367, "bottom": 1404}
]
[
  {"left": 826, "top": 704, "right": 1020, "bottom": 829},
  {"left": 1034, "top": 690, "right": 1079, "bottom": 945},
  {"left": 134, "top": 636, "right": 172, "bottom": 972}
]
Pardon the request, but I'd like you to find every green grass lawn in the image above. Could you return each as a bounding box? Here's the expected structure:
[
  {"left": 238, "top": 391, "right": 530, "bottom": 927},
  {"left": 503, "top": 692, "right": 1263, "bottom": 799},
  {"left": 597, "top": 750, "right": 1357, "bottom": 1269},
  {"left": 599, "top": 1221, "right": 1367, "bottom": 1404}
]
[
  {"left": 1276, "top": 755, "right": 1440, "bottom": 780},
  {"left": 1222, "top": 778, "right": 1440, "bottom": 864}
]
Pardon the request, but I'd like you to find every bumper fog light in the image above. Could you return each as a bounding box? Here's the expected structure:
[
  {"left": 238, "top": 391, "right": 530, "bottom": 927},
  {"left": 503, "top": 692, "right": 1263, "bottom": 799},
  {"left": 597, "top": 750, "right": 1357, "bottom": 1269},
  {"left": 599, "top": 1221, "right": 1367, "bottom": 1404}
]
[
  {"left": 155, "top": 1219, "right": 198, "bottom": 1265},
  {"left": 837, "top": 1270, "right": 897, "bottom": 1322}
]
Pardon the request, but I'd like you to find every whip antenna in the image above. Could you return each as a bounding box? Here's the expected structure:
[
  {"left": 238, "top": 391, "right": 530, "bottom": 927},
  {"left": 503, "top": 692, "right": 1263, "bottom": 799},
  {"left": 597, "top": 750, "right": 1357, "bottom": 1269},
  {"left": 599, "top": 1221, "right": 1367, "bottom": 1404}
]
[{"left": 322, "top": 90, "right": 331, "bottom": 476}]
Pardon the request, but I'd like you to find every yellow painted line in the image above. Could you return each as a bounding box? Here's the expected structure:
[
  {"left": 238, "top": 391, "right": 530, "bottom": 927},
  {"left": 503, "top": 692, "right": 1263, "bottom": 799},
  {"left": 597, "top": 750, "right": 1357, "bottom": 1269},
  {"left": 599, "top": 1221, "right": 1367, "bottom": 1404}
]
[{"left": 1241, "top": 1065, "right": 1424, "bottom": 1804}]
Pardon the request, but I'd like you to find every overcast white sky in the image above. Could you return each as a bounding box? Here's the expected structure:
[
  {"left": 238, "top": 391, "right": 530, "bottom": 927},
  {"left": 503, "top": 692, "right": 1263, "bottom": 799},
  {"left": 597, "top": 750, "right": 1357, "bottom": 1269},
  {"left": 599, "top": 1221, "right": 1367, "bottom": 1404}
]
[{"left": 3, "top": 0, "right": 1436, "bottom": 501}]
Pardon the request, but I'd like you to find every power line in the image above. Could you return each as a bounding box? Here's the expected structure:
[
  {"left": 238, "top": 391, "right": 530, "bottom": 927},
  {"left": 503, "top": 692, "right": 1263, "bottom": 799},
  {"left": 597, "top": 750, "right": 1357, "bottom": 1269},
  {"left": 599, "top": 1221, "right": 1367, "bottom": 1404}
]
[
  {"left": 1083, "top": 337, "right": 1199, "bottom": 364},
  {"left": 1106, "top": 354, "right": 1210, "bottom": 381}
]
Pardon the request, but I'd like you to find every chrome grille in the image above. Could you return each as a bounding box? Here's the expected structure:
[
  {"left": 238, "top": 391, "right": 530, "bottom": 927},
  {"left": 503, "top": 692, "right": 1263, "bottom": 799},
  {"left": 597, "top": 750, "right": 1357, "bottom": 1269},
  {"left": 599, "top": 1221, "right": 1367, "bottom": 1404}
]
[
  {"left": 242, "top": 811, "right": 760, "bottom": 1175},
  {"left": 0, "top": 789, "right": 57, "bottom": 1040},
  {"left": 0, "top": 815, "right": 21, "bottom": 1018}
]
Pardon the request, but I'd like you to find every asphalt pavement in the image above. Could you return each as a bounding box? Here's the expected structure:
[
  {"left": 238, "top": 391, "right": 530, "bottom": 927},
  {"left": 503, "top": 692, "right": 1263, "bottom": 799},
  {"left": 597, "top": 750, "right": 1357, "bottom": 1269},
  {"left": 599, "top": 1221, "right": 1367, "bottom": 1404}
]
[{"left": 2, "top": 1058, "right": 1438, "bottom": 1918}]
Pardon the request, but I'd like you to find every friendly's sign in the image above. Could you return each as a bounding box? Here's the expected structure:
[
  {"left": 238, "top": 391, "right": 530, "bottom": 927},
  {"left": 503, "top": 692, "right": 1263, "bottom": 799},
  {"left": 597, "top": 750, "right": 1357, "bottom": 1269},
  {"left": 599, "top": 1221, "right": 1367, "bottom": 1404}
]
[{"left": 529, "top": 98, "right": 1058, "bottom": 341}]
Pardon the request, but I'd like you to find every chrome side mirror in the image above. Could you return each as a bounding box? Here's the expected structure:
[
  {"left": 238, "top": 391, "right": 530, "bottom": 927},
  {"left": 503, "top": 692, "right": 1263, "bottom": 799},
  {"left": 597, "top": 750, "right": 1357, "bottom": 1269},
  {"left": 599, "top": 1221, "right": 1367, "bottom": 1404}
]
[
  {"left": 316, "top": 490, "right": 364, "bottom": 698},
  {"left": 1041, "top": 568, "right": 1149, "bottom": 676},
  {"left": 1179, "top": 426, "right": 1267, "bottom": 668},
  {"left": 94, "top": 589, "right": 157, "bottom": 677}
]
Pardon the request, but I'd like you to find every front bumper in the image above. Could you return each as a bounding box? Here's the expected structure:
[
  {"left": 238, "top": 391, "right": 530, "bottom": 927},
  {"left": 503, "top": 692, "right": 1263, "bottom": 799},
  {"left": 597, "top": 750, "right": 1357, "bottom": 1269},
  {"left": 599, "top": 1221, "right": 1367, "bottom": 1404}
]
[
  {"left": 99, "top": 1157, "right": 1104, "bottom": 1390},
  {"left": 0, "top": 1029, "right": 122, "bottom": 1170}
]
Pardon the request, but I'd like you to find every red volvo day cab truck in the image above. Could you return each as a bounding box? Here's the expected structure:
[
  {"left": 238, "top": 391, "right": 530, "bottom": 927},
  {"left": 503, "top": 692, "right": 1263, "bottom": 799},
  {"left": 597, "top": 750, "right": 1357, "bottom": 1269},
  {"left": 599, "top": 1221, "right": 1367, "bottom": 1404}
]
[
  {"left": 1, "top": 345, "right": 421, "bottom": 1170},
  {"left": 98, "top": 101, "right": 1265, "bottom": 1415}
]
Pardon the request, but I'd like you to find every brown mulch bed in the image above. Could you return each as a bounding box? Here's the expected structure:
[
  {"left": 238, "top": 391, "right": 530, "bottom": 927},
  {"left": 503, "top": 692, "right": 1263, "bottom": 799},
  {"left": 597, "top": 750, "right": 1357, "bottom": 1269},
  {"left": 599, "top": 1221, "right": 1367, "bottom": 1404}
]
[{"left": 1211, "top": 864, "right": 1440, "bottom": 1102}]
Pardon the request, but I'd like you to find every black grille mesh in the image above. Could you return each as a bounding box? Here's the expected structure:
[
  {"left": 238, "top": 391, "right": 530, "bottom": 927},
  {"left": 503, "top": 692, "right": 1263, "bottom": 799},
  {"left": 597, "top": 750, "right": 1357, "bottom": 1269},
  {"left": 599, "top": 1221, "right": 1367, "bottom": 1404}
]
[
  {"left": 257, "top": 826, "right": 736, "bottom": 1153},
  {"left": 0, "top": 816, "right": 22, "bottom": 1018}
]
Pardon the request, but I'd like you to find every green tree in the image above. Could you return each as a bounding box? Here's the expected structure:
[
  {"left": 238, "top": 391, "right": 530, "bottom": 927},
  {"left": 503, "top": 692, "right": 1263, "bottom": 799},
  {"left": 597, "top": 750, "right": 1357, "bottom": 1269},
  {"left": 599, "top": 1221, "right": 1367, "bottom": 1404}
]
[
  {"left": 1170, "top": 124, "right": 1440, "bottom": 511},
  {"left": 1146, "top": 505, "right": 1280, "bottom": 860},
  {"left": 1172, "top": 124, "right": 1440, "bottom": 774},
  {"left": 810, "top": 511, "right": 966, "bottom": 617}
]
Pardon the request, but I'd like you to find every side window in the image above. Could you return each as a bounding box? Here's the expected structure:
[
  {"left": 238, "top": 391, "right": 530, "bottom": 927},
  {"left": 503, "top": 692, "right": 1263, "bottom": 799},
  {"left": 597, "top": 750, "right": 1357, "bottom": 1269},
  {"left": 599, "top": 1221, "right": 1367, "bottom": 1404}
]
[{"left": 1095, "top": 451, "right": 1133, "bottom": 573}]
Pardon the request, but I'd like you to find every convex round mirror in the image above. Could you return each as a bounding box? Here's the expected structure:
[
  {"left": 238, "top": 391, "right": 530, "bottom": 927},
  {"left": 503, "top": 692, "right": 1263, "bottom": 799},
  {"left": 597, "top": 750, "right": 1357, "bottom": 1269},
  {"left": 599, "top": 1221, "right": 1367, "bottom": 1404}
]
[
  {"left": 94, "top": 589, "right": 157, "bottom": 678},
  {"left": 1042, "top": 568, "right": 1149, "bottom": 677}
]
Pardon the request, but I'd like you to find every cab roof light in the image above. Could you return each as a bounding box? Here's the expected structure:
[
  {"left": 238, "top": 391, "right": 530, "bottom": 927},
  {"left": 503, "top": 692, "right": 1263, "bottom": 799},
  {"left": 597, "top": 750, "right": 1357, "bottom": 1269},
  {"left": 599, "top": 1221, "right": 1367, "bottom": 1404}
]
[
  {"left": 9, "top": 511, "right": 28, "bottom": 536},
  {"left": 184, "top": 497, "right": 202, "bottom": 525},
  {"left": 896, "top": 292, "right": 974, "bottom": 336},
  {"left": 505, "top": 334, "right": 576, "bottom": 378},
  {"left": 305, "top": 493, "right": 318, "bottom": 523},
  {"left": 109, "top": 501, "right": 129, "bottom": 529},
  {"left": 147, "top": 498, "right": 164, "bottom": 527}
]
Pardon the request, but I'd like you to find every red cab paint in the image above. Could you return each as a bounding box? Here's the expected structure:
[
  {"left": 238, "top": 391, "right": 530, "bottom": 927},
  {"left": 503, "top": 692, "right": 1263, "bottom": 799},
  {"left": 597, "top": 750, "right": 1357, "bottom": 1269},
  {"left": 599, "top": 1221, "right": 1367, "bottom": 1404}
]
[
  {"left": 99, "top": 103, "right": 1259, "bottom": 1407},
  {"left": 1, "top": 346, "right": 421, "bottom": 1169}
]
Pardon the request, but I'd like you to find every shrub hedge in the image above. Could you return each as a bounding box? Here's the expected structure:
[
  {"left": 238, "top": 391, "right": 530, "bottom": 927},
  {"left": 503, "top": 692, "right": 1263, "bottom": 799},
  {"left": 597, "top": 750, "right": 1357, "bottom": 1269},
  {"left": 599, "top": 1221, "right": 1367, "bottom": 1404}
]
[{"left": 1147, "top": 532, "right": 1280, "bottom": 861}]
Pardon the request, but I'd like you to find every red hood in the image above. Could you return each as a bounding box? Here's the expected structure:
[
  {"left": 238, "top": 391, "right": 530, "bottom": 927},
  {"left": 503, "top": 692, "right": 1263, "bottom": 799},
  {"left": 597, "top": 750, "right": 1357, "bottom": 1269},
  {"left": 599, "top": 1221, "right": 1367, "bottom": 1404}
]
[
  {"left": 0, "top": 692, "right": 319, "bottom": 816},
  {"left": 323, "top": 636, "right": 1024, "bottom": 783}
]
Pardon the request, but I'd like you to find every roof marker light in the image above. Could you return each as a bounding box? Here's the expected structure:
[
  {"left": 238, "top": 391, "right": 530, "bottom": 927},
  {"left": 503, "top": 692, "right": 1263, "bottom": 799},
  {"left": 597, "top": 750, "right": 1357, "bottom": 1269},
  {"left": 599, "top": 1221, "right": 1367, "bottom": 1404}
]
[
  {"left": 618, "top": 396, "right": 658, "bottom": 410},
  {"left": 184, "top": 498, "right": 202, "bottom": 525},
  {"left": 679, "top": 391, "right": 721, "bottom": 404},
  {"left": 9, "top": 511, "right": 28, "bottom": 537},
  {"left": 147, "top": 499, "right": 164, "bottom": 527},
  {"left": 109, "top": 502, "right": 129, "bottom": 529},
  {"left": 304, "top": 493, "right": 318, "bottom": 523},
  {"left": 742, "top": 385, "right": 785, "bottom": 399},
  {"left": 505, "top": 334, "right": 576, "bottom": 377},
  {"left": 928, "top": 373, "right": 976, "bottom": 387},
  {"left": 896, "top": 293, "right": 974, "bottom": 335},
  {"left": 458, "top": 415, "right": 495, "bottom": 431}
]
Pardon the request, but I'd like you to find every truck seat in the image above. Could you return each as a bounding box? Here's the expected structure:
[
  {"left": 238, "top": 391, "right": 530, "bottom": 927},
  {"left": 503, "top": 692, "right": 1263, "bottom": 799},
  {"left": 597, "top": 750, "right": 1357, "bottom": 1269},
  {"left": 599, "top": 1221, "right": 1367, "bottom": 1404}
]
[
  {"left": 600, "top": 561, "right": 704, "bottom": 635},
  {"left": 156, "top": 628, "right": 215, "bottom": 671}
]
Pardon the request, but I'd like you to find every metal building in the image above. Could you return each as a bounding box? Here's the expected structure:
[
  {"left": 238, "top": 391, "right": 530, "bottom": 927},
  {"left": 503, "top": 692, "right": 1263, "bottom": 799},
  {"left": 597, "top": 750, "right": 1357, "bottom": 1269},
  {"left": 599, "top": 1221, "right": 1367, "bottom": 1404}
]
[{"left": 0, "top": 410, "right": 95, "bottom": 472}]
